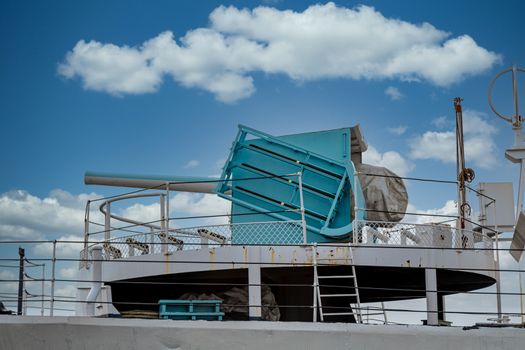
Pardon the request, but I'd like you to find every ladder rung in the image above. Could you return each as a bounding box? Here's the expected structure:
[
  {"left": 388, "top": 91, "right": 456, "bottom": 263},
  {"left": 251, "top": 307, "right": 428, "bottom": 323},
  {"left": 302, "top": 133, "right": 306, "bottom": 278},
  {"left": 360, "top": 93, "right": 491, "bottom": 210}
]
[
  {"left": 317, "top": 275, "right": 354, "bottom": 279},
  {"left": 320, "top": 293, "right": 357, "bottom": 297},
  {"left": 322, "top": 312, "right": 356, "bottom": 316}
]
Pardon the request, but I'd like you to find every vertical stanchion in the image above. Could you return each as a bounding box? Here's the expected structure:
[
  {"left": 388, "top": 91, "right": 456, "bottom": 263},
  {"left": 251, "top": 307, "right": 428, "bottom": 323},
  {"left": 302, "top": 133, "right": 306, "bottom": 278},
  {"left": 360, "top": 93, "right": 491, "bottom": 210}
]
[
  {"left": 83, "top": 200, "right": 90, "bottom": 269},
  {"left": 312, "top": 243, "right": 318, "bottom": 322},
  {"left": 85, "top": 246, "right": 102, "bottom": 316},
  {"left": 17, "top": 247, "right": 24, "bottom": 315},
  {"left": 160, "top": 194, "right": 167, "bottom": 254},
  {"left": 41, "top": 264, "right": 45, "bottom": 316},
  {"left": 297, "top": 172, "right": 307, "bottom": 244},
  {"left": 165, "top": 182, "right": 170, "bottom": 237},
  {"left": 493, "top": 202, "right": 503, "bottom": 321},
  {"left": 50, "top": 240, "right": 56, "bottom": 316},
  {"left": 248, "top": 249, "right": 262, "bottom": 320},
  {"left": 425, "top": 268, "right": 438, "bottom": 326},
  {"left": 104, "top": 202, "right": 111, "bottom": 242},
  {"left": 23, "top": 290, "right": 28, "bottom": 316},
  {"left": 353, "top": 171, "right": 359, "bottom": 244}
]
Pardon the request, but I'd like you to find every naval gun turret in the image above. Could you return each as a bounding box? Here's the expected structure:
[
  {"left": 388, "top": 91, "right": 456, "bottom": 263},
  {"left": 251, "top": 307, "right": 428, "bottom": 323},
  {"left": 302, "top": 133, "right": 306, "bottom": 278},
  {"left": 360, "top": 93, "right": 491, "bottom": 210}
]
[{"left": 85, "top": 125, "right": 408, "bottom": 243}]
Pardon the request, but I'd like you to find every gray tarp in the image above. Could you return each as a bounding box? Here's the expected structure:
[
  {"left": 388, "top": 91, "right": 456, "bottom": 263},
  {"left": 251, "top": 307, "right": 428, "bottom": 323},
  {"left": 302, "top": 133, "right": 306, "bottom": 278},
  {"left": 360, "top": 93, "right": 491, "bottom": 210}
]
[{"left": 356, "top": 163, "right": 408, "bottom": 223}]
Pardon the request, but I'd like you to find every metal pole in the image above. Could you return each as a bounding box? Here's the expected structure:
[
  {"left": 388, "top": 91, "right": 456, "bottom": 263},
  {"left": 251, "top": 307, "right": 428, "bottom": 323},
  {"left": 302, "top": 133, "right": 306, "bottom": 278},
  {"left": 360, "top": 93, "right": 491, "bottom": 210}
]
[
  {"left": 517, "top": 161, "right": 525, "bottom": 219},
  {"left": 312, "top": 243, "right": 318, "bottom": 322},
  {"left": 165, "top": 182, "right": 170, "bottom": 236},
  {"left": 41, "top": 264, "right": 45, "bottom": 316},
  {"left": 104, "top": 201, "right": 111, "bottom": 242},
  {"left": 512, "top": 64, "right": 520, "bottom": 124},
  {"left": 353, "top": 171, "right": 359, "bottom": 244},
  {"left": 160, "top": 194, "right": 167, "bottom": 254},
  {"left": 520, "top": 258, "right": 525, "bottom": 324},
  {"left": 83, "top": 200, "right": 90, "bottom": 269},
  {"left": 50, "top": 240, "right": 56, "bottom": 316},
  {"left": 17, "top": 247, "right": 24, "bottom": 315},
  {"left": 493, "top": 201, "right": 502, "bottom": 321},
  {"left": 297, "top": 172, "right": 307, "bottom": 243},
  {"left": 85, "top": 246, "right": 102, "bottom": 316},
  {"left": 23, "top": 291, "right": 28, "bottom": 316}
]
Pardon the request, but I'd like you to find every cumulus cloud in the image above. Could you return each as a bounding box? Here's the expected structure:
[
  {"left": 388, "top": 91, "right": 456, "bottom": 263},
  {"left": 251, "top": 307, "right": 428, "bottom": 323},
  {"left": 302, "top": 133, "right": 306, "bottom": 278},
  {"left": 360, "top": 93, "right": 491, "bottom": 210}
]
[
  {"left": 33, "top": 234, "right": 85, "bottom": 258},
  {"left": 406, "top": 200, "right": 457, "bottom": 224},
  {"left": 385, "top": 86, "right": 404, "bottom": 101},
  {"left": 363, "top": 145, "right": 415, "bottom": 177},
  {"left": 431, "top": 115, "right": 449, "bottom": 128},
  {"left": 58, "top": 3, "right": 500, "bottom": 102},
  {"left": 387, "top": 125, "right": 408, "bottom": 135},
  {"left": 0, "top": 190, "right": 101, "bottom": 240},
  {"left": 409, "top": 110, "right": 498, "bottom": 168},
  {"left": 119, "top": 192, "right": 231, "bottom": 226}
]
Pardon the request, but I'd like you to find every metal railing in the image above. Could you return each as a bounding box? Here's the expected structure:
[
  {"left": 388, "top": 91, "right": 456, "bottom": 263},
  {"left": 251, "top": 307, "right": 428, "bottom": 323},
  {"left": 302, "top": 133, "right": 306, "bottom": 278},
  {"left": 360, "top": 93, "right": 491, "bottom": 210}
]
[
  {"left": 352, "top": 220, "right": 493, "bottom": 256},
  {"left": 80, "top": 220, "right": 304, "bottom": 262}
]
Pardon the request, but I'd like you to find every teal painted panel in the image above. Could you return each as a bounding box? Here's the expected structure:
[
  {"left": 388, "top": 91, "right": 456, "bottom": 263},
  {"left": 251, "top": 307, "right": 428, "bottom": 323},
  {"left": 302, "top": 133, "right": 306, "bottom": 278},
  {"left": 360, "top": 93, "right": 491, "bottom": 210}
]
[{"left": 219, "top": 125, "right": 366, "bottom": 244}]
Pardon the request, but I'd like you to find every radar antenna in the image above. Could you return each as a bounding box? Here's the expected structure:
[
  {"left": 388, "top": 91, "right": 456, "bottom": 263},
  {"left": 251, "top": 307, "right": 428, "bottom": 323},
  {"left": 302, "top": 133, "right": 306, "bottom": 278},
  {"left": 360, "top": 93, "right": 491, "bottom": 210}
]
[{"left": 489, "top": 66, "right": 525, "bottom": 326}]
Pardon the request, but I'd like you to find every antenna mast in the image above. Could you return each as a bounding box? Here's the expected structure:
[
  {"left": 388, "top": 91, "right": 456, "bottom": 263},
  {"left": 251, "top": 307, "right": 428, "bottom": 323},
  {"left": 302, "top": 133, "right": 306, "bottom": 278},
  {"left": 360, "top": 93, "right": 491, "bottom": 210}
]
[
  {"left": 454, "top": 97, "right": 474, "bottom": 230},
  {"left": 489, "top": 65, "right": 525, "bottom": 218}
]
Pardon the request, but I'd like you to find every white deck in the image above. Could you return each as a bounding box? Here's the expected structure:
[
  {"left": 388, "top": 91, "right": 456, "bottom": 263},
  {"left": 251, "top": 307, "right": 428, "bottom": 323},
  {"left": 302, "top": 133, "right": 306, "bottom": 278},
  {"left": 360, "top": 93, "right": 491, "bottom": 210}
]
[
  {"left": 1, "top": 316, "right": 523, "bottom": 350},
  {"left": 89, "top": 243, "right": 495, "bottom": 283}
]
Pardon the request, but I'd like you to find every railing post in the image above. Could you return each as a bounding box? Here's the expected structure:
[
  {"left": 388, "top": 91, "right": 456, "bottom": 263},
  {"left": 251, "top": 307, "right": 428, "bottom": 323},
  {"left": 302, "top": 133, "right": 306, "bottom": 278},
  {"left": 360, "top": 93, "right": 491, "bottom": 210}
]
[
  {"left": 41, "top": 264, "right": 45, "bottom": 316},
  {"left": 165, "top": 182, "right": 170, "bottom": 238},
  {"left": 312, "top": 243, "right": 318, "bottom": 322},
  {"left": 83, "top": 200, "right": 90, "bottom": 269},
  {"left": 50, "top": 240, "right": 56, "bottom": 316},
  {"left": 297, "top": 172, "right": 307, "bottom": 243},
  {"left": 104, "top": 201, "right": 111, "bottom": 242},
  {"left": 160, "top": 194, "right": 167, "bottom": 254},
  {"left": 85, "top": 246, "right": 103, "bottom": 317},
  {"left": 353, "top": 171, "right": 359, "bottom": 244},
  {"left": 17, "top": 247, "right": 24, "bottom": 315},
  {"left": 493, "top": 200, "right": 503, "bottom": 321}
]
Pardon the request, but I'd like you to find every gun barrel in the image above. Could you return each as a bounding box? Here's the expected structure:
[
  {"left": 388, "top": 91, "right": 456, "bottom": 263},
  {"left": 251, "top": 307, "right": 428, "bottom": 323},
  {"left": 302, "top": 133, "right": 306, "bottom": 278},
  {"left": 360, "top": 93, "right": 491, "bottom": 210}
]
[{"left": 84, "top": 171, "right": 217, "bottom": 194}]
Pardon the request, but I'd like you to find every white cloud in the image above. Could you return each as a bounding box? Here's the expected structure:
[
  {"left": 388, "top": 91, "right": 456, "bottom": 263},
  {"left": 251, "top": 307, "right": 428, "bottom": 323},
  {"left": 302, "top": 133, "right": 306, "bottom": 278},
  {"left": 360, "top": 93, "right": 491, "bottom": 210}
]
[
  {"left": 409, "top": 109, "right": 498, "bottom": 168},
  {"left": 0, "top": 270, "right": 18, "bottom": 294},
  {"left": 431, "top": 115, "right": 449, "bottom": 128},
  {"left": 33, "top": 234, "right": 85, "bottom": 258},
  {"left": 184, "top": 160, "right": 200, "bottom": 169},
  {"left": 0, "top": 190, "right": 101, "bottom": 240},
  {"left": 387, "top": 125, "right": 408, "bottom": 135},
  {"left": 363, "top": 145, "right": 415, "bottom": 177},
  {"left": 0, "top": 224, "right": 40, "bottom": 240},
  {"left": 118, "top": 192, "right": 231, "bottom": 226},
  {"left": 170, "top": 193, "right": 231, "bottom": 225},
  {"left": 58, "top": 3, "right": 500, "bottom": 102},
  {"left": 385, "top": 86, "right": 404, "bottom": 101},
  {"left": 405, "top": 200, "right": 457, "bottom": 224},
  {"left": 55, "top": 284, "right": 77, "bottom": 298},
  {"left": 59, "top": 266, "right": 78, "bottom": 279}
]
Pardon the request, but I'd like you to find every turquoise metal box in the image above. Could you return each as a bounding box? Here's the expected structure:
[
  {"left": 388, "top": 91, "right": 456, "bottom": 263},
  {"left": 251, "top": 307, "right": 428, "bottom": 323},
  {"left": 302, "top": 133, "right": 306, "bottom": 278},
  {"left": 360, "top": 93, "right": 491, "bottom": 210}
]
[{"left": 159, "top": 300, "right": 224, "bottom": 321}]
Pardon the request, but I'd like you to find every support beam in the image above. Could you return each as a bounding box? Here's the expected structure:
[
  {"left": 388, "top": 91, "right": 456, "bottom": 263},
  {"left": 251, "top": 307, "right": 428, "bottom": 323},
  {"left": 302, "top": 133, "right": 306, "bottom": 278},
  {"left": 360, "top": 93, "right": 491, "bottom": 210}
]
[
  {"left": 438, "top": 293, "right": 446, "bottom": 323},
  {"left": 248, "top": 264, "right": 262, "bottom": 320},
  {"left": 85, "top": 246, "right": 103, "bottom": 317},
  {"left": 425, "top": 268, "right": 438, "bottom": 326}
]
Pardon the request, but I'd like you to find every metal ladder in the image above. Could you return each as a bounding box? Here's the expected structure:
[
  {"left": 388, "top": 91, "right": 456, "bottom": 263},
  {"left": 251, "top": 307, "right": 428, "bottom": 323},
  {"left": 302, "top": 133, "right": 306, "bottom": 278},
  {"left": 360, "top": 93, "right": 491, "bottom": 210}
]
[
  {"left": 362, "top": 302, "right": 388, "bottom": 324},
  {"left": 313, "top": 244, "right": 362, "bottom": 323}
]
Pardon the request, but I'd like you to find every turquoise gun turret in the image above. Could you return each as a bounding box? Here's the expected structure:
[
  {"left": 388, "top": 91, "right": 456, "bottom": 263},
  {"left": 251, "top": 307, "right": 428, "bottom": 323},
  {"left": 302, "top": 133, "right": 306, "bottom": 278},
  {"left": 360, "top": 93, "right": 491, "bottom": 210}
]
[{"left": 85, "top": 125, "right": 377, "bottom": 244}]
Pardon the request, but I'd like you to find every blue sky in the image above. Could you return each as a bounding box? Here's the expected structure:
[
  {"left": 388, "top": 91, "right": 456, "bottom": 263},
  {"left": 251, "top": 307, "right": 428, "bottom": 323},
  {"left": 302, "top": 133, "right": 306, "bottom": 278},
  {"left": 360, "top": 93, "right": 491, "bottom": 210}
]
[{"left": 1, "top": 0, "right": 525, "bottom": 322}]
